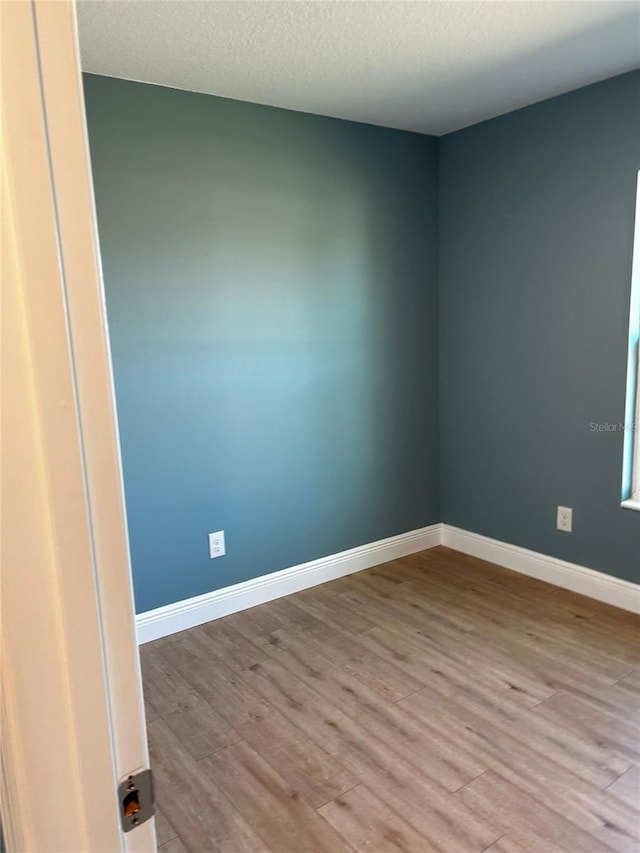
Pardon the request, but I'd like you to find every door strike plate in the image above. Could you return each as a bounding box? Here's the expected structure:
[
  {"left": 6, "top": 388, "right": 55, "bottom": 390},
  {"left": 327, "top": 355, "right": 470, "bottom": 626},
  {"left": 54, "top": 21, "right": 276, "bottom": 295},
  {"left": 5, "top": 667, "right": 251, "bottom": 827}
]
[{"left": 117, "top": 768, "right": 155, "bottom": 832}]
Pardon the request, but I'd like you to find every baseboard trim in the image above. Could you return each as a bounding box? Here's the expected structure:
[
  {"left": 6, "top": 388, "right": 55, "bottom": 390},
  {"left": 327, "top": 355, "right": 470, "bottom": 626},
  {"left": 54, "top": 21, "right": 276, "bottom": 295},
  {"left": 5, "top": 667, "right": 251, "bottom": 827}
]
[
  {"left": 136, "top": 521, "right": 639, "bottom": 642},
  {"left": 441, "top": 524, "right": 640, "bottom": 614},
  {"left": 135, "top": 523, "right": 443, "bottom": 643}
]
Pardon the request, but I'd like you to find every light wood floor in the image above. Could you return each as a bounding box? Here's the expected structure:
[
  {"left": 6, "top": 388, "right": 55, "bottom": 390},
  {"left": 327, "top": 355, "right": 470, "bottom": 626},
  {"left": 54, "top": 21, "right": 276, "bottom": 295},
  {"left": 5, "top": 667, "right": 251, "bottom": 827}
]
[{"left": 141, "top": 546, "right": 640, "bottom": 852}]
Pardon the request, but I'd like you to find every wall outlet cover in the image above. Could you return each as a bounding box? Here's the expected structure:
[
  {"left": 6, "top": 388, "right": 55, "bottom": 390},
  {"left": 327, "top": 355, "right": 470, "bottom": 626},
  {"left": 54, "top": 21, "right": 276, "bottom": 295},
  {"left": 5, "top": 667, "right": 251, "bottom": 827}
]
[
  {"left": 208, "top": 530, "right": 226, "bottom": 559},
  {"left": 556, "top": 506, "right": 573, "bottom": 533}
]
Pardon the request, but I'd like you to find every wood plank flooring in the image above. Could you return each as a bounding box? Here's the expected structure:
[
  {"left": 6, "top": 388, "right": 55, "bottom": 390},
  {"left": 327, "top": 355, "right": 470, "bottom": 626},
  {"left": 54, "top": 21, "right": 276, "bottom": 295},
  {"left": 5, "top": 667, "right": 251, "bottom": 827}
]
[{"left": 141, "top": 546, "right": 640, "bottom": 852}]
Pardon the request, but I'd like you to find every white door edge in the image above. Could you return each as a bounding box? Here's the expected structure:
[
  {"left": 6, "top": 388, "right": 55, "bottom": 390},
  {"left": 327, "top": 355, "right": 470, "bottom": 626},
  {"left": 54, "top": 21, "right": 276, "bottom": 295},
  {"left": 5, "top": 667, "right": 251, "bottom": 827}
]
[{"left": 1, "top": 2, "right": 155, "bottom": 849}]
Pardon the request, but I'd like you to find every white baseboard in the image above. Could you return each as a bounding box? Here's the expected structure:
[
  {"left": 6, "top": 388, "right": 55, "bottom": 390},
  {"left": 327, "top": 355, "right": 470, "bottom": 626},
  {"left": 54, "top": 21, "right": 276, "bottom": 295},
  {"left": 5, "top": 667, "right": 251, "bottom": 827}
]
[
  {"left": 136, "top": 522, "right": 639, "bottom": 643},
  {"left": 135, "top": 524, "right": 442, "bottom": 643},
  {"left": 441, "top": 524, "right": 640, "bottom": 615}
]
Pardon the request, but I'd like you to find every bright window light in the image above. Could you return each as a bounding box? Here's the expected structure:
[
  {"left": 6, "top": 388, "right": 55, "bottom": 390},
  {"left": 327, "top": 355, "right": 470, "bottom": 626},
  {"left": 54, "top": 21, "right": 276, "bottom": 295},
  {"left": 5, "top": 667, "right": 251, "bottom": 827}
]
[{"left": 621, "top": 172, "right": 640, "bottom": 509}]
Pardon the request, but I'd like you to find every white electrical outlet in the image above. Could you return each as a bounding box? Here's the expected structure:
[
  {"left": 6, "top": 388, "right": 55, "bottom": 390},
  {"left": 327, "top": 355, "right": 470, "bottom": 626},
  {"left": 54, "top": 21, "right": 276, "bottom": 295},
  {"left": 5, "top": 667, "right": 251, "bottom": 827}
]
[
  {"left": 208, "top": 530, "right": 225, "bottom": 559},
  {"left": 556, "top": 506, "right": 572, "bottom": 533}
]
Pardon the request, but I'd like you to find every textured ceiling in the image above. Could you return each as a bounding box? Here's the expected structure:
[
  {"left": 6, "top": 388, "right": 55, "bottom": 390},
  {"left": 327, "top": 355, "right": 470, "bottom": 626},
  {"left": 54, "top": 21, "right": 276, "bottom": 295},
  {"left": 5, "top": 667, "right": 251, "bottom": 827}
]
[{"left": 77, "top": 1, "right": 640, "bottom": 136}]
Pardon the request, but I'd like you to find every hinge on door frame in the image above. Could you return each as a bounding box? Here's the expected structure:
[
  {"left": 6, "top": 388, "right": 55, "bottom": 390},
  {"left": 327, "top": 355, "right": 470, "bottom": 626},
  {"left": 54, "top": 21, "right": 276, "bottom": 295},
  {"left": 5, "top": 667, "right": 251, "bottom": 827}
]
[{"left": 117, "top": 768, "right": 155, "bottom": 833}]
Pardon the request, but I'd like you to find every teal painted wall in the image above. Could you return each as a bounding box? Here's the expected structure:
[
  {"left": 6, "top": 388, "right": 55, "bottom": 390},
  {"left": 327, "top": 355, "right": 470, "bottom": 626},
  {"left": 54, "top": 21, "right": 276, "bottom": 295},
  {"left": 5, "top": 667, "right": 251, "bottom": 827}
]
[
  {"left": 439, "top": 71, "right": 640, "bottom": 582},
  {"left": 83, "top": 74, "right": 440, "bottom": 613}
]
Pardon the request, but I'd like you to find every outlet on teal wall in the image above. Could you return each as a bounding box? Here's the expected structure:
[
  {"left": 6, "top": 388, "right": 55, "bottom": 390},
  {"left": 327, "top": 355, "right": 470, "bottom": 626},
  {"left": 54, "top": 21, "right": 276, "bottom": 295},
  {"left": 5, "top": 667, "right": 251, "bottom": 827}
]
[
  {"left": 439, "top": 71, "right": 640, "bottom": 583},
  {"left": 83, "top": 74, "right": 440, "bottom": 613}
]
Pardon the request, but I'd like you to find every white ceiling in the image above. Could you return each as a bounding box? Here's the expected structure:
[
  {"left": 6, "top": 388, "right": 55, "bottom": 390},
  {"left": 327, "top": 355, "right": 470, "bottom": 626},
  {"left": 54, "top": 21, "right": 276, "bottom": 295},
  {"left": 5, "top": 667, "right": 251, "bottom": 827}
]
[{"left": 77, "top": 1, "right": 640, "bottom": 136}]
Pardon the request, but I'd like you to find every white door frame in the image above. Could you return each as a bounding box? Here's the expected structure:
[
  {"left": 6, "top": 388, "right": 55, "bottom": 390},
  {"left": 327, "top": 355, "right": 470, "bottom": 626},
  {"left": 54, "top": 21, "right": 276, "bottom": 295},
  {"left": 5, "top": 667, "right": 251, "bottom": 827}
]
[{"left": 1, "top": 1, "right": 155, "bottom": 850}]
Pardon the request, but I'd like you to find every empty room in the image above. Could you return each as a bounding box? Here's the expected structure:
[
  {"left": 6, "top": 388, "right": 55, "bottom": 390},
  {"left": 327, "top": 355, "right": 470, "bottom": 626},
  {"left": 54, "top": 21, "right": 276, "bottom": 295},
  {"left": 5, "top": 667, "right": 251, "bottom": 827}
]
[{"left": 3, "top": 1, "right": 640, "bottom": 851}]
